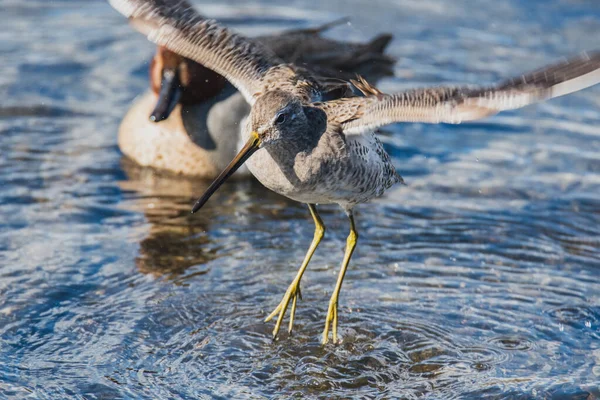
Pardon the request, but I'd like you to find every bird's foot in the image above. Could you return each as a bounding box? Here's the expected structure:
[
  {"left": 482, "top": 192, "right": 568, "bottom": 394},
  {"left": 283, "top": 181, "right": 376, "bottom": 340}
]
[{"left": 265, "top": 281, "right": 303, "bottom": 339}]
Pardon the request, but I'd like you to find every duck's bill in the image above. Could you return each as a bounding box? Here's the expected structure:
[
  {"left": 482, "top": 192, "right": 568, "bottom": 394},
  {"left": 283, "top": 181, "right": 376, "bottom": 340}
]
[
  {"left": 191, "top": 132, "right": 261, "bottom": 214},
  {"left": 149, "top": 68, "right": 182, "bottom": 122}
]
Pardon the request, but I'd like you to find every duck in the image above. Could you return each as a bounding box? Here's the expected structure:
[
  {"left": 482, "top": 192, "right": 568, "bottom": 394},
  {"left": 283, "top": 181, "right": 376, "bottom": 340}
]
[{"left": 117, "top": 16, "right": 396, "bottom": 178}]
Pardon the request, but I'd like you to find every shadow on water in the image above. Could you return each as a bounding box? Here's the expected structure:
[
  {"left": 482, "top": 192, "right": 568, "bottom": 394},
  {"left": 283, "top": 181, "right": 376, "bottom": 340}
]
[{"left": 0, "top": 0, "right": 599, "bottom": 398}]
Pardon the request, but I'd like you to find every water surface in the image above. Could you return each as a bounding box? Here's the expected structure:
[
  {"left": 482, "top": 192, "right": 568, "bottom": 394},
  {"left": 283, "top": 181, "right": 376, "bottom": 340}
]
[{"left": 1, "top": 0, "right": 599, "bottom": 398}]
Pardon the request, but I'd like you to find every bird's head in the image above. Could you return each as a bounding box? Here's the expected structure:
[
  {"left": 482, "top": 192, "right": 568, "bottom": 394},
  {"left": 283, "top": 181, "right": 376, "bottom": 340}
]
[
  {"left": 190, "top": 90, "right": 313, "bottom": 213},
  {"left": 149, "top": 46, "right": 227, "bottom": 122},
  {"left": 249, "top": 90, "right": 307, "bottom": 147}
]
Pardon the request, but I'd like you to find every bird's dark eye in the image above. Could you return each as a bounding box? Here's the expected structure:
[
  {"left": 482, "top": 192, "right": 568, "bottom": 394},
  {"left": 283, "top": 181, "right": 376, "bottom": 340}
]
[{"left": 275, "top": 112, "right": 287, "bottom": 125}]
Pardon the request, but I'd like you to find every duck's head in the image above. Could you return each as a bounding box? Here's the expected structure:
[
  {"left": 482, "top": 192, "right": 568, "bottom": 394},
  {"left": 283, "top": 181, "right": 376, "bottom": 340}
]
[{"left": 149, "top": 46, "right": 227, "bottom": 122}]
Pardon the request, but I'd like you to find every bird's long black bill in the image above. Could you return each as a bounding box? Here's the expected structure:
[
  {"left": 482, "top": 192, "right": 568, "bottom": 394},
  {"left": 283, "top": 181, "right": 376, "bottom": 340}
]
[
  {"left": 191, "top": 132, "right": 261, "bottom": 214},
  {"left": 149, "top": 68, "right": 182, "bottom": 122}
]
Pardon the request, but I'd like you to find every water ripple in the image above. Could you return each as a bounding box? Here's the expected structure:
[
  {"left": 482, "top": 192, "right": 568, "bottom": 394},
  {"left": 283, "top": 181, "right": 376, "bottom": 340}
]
[{"left": 1, "top": 0, "right": 599, "bottom": 398}]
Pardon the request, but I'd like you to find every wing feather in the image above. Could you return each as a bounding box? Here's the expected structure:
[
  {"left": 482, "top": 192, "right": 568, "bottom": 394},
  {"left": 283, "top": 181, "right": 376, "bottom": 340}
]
[
  {"left": 339, "top": 51, "right": 600, "bottom": 134},
  {"left": 109, "top": 0, "right": 281, "bottom": 103}
]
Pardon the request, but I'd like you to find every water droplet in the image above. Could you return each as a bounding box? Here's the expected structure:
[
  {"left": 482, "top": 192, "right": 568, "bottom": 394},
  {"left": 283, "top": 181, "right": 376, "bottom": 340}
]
[
  {"left": 472, "top": 362, "right": 491, "bottom": 371},
  {"left": 585, "top": 321, "right": 592, "bottom": 328},
  {"left": 532, "top": 389, "right": 537, "bottom": 396},
  {"left": 558, "top": 323, "right": 564, "bottom": 332}
]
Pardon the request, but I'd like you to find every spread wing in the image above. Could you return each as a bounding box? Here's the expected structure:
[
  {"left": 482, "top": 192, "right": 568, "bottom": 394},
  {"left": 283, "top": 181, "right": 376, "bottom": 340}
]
[
  {"left": 335, "top": 51, "right": 600, "bottom": 134},
  {"left": 108, "top": 0, "right": 282, "bottom": 104}
]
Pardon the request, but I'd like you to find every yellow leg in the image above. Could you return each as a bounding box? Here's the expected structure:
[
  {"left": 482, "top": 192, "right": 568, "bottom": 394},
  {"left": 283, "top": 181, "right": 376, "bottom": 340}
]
[
  {"left": 265, "top": 204, "right": 325, "bottom": 338},
  {"left": 322, "top": 210, "right": 358, "bottom": 344}
]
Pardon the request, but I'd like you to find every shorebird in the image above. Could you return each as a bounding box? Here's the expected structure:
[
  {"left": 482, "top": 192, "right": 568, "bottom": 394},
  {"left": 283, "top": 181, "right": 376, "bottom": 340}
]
[
  {"left": 110, "top": 0, "right": 600, "bottom": 344},
  {"left": 116, "top": 8, "right": 395, "bottom": 178}
]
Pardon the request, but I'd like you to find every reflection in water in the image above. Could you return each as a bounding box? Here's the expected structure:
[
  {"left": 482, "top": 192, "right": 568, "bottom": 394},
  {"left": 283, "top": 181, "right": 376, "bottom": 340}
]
[
  {"left": 118, "top": 158, "right": 294, "bottom": 278},
  {"left": 119, "top": 158, "right": 218, "bottom": 277},
  {"left": 0, "top": 0, "right": 599, "bottom": 398}
]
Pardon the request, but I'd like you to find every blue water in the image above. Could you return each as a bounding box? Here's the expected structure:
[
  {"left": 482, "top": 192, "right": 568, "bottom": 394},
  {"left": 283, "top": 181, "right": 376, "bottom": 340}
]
[{"left": 1, "top": 0, "right": 599, "bottom": 398}]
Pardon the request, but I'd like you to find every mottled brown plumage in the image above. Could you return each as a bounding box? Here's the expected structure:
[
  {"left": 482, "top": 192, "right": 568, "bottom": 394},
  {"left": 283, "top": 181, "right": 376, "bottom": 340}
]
[{"left": 110, "top": 0, "right": 600, "bottom": 345}]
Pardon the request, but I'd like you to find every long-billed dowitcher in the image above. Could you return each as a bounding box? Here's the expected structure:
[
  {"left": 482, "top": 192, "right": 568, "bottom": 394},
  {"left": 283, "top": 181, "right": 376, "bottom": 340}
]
[
  {"left": 115, "top": 4, "right": 395, "bottom": 178},
  {"left": 111, "top": 0, "right": 600, "bottom": 344}
]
